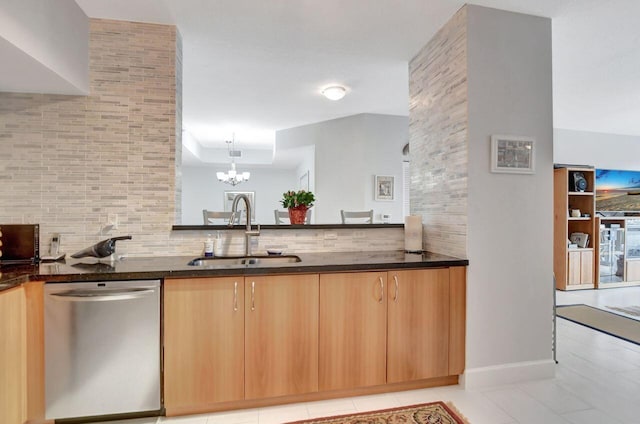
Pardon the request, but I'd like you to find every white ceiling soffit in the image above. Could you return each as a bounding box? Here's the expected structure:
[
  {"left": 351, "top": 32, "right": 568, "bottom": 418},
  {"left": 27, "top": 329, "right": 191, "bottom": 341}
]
[
  {"left": 74, "top": 0, "right": 640, "bottom": 145},
  {"left": 0, "top": 0, "right": 89, "bottom": 94},
  {"left": 0, "top": 36, "right": 85, "bottom": 94}
]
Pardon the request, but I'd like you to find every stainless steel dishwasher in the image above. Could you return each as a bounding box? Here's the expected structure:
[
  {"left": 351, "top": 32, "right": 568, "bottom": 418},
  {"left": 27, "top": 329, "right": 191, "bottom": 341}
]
[{"left": 44, "top": 279, "right": 161, "bottom": 420}]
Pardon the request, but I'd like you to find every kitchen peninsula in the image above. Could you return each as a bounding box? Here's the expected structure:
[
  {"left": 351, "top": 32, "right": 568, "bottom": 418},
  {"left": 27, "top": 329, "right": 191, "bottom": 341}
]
[{"left": 0, "top": 250, "right": 467, "bottom": 422}]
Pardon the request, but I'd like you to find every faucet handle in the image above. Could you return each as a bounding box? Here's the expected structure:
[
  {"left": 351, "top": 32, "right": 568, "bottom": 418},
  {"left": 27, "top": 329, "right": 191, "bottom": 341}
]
[{"left": 247, "top": 224, "right": 260, "bottom": 236}]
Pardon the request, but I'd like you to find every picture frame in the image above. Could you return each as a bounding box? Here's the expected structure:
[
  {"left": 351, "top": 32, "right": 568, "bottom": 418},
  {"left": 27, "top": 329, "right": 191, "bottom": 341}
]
[
  {"left": 223, "top": 191, "right": 256, "bottom": 220},
  {"left": 299, "top": 171, "right": 309, "bottom": 191},
  {"left": 490, "top": 135, "right": 535, "bottom": 174},
  {"left": 374, "top": 175, "right": 394, "bottom": 201}
]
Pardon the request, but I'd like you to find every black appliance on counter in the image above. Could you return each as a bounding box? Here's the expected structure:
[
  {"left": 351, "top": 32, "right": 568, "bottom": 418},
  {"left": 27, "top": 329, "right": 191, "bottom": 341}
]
[{"left": 0, "top": 224, "right": 40, "bottom": 265}]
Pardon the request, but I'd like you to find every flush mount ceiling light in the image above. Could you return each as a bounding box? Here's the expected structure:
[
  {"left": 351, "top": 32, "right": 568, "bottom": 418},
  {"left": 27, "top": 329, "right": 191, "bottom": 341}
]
[
  {"left": 322, "top": 85, "right": 347, "bottom": 101},
  {"left": 216, "top": 133, "right": 250, "bottom": 186}
]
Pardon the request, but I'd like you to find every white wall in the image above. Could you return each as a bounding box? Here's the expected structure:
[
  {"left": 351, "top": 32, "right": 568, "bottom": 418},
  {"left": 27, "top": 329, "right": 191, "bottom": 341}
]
[
  {"left": 0, "top": 0, "right": 89, "bottom": 94},
  {"left": 464, "top": 5, "right": 554, "bottom": 386},
  {"left": 554, "top": 128, "right": 640, "bottom": 170},
  {"left": 182, "top": 166, "right": 297, "bottom": 225},
  {"left": 277, "top": 113, "right": 408, "bottom": 223},
  {"left": 295, "top": 146, "right": 316, "bottom": 222}
]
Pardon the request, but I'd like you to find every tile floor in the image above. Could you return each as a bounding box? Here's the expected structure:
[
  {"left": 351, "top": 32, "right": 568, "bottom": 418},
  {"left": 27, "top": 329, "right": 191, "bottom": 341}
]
[{"left": 100, "top": 286, "right": 640, "bottom": 424}]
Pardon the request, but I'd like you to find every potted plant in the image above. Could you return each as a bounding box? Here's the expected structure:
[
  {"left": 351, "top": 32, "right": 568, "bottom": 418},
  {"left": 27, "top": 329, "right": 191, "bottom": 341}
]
[{"left": 281, "top": 190, "right": 315, "bottom": 224}]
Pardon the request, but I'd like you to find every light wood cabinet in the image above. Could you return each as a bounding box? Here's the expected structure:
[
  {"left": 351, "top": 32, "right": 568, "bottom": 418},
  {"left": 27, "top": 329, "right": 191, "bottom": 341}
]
[
  {"left": 0, "top": 281, "right": 51, "bottom": 424},
  {"left": 567, "top": 249, "right": 594, "bottom": 285},
  {"left": 23, "top": 281, "right": 46, "bottom": 423},
  {"left": 448, "top": 266, "right": 466, "bottom": 376},
  {"left": 0, "top": 286, "right": 26, "bottom": 424},
  {"left": 164, "top": 277, "right": 245, "bottom": 415},
  {"left": 319, "top": 272, "right": 387, "bottom": 391},
  {"left": 387, "top": 268, "right": 450, "bottom": 383},
  {"left": 319, "top": 268, "right": 466, "bottom": 390},
  {"left": 554, "top": 167, "right": 596, "bottom": 290},
  {"left": 625, "top": 260, "right": 640, "bottom": 281},
  {"left": 163, "top": 266, "right": 465, "bottom": 414},
  {"left": 244, "top": 274, "right": 319, "bottom": 399}
]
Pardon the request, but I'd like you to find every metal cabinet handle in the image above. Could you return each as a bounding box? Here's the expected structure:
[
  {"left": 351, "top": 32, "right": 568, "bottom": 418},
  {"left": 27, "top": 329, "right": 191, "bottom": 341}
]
[
  {"left": 233, "top": 281, "right": 238, "bottom": 311},
  {"left": 251, "top": 281, "right": 255, "bottom": 311},
  {"left": 393, "top": 275, "right": 399, "bottom": 302},
  {"left": 378, "top": 277, "right": 384, "bottom": 303},
  {"left": 49, "top": 288, "right": 155, "bottom": 302}
]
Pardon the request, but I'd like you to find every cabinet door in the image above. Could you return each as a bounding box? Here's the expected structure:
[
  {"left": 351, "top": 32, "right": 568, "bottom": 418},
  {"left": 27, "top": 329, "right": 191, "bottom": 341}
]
[
  {"left": 580, "top": 251, "right": 593, "bottom": 284},
  {"left": 245, "top": 274, "right": 319, "bottom": 399},
  {"left": 567, "top": 251, "right": 581, "bottom": 285},
  {"left": 164, "top": 277, "right": 244, "bottom": 413},
  {"left": 387, "top": 269, "right": 450, "bottom": 383},
  {"left": 626, "top": 260, "right": 640, "bottom": 281},
  {"left": 0, "top": 286, "right": 26, "bottom": 424},
  {"left": 319, "top": 272, "right": 387, "bottom": 391},
  {"left": 449, "top": 267, "right": 466, "bottom": 376}
]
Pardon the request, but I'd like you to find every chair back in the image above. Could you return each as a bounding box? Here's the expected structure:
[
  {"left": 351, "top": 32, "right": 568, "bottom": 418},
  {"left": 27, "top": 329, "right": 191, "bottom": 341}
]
[
  {"left": 340, "top": 209, "right": 373, "bottom": 224},
  {"left": 203, "top": 210, "right": 239, "bottom": 225},
  {"left": 274, "top": 209, "right": 312, "bottom": 225}
]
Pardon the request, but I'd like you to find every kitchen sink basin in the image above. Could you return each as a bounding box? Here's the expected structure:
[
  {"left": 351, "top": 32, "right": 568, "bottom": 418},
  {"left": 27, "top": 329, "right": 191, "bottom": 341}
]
[
  {"left": 0, "top": 282, "right": 17, "bottom": 291},
  {"left": 188, "top": 255, "right": 301, "bottom": 266}
]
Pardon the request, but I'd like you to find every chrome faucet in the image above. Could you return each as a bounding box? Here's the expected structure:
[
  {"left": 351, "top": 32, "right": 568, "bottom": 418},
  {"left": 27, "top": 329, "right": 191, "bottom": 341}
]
[{"left": 228, "top": 194, "right": 260, "bottom": 256}]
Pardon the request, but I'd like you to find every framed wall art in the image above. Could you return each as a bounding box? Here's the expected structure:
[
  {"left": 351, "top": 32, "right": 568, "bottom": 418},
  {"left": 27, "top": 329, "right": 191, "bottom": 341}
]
[
  {"left": 374, "top": 175, "right": 394, "bottom": 201},
  {"left": 490, "top": 135, "right": 535, "bottom": 174},
  {"left": 299, "top": 170, "right": 309, "bottom": 191}
]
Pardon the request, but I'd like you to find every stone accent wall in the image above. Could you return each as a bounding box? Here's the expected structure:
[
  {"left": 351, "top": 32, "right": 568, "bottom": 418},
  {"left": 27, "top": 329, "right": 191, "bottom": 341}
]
[
  {"left": 169, "top": 227, "right": 404, "bottom": 258},
  {"left": 0, "top": 18, "right": 403, "bottom": 257},
  {"left": 0, "top": 19, "right": 179, "bottom": 256},
  {"left": 174, "top": 31, "right": 183, "bottom": 224},
  {"left": 409, "top": 6, "right": 468, "bottom": 258}
]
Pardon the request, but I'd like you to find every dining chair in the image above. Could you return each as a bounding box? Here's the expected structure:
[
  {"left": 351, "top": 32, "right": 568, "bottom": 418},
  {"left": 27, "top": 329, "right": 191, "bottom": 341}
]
[
  {"left": 340, "top": 209, "right": 373, "bottom": 224},
  {"left": 203, "top": 210, "right": 239, "bottom": 225}
]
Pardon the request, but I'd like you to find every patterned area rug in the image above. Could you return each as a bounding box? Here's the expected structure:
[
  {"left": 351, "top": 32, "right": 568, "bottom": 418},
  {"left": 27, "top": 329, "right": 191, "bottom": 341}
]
[{"left": 287, "top": 401, "right": 469, "bottom": 423}]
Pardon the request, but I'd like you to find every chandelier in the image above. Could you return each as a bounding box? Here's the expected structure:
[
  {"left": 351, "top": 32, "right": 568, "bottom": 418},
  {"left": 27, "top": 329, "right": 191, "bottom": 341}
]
[{"left": 216, "top": 134, "right": 250, "bottom": 186}]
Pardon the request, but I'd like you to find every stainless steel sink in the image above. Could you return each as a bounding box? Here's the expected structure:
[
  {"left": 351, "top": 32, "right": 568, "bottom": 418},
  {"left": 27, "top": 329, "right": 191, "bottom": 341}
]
[
  {"left": 0, "top": 282, "right": 17, "bottom": 291},
  {"left": 188, "top": 255, "right": 301, "bottom": 266}
]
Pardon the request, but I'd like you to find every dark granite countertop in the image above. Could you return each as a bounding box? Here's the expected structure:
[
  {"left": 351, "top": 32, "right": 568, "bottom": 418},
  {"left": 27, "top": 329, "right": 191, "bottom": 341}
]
[{"left": 0, "top": 251, "right": 468, "bottom": 291}]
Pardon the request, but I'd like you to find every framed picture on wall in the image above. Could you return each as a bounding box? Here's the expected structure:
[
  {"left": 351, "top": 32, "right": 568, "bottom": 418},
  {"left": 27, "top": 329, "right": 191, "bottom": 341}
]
[
  {"left": 374, "top": 175, "right": 394, "bottom": 201},
  {"left": 224, "top": 191, "right": 256, "bottom": 220},
  {"left": 490, "top": 135, "right": 535, "bottom": 174},
  {"left": 299, "top": 171, "right": 309, "bottom": 191}
]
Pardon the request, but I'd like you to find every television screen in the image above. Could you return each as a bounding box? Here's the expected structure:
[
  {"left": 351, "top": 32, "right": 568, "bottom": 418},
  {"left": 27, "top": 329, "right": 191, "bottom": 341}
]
[{"left": 596, "top": 169, "right": 640, "bottom": 212}]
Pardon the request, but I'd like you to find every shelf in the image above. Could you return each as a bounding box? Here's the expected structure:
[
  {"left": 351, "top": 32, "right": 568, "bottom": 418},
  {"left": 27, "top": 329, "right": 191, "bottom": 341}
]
[
  {"left": 568, "top": 191, "right": 594, "bottom": 196},
  {"left": 563, "top": 283, "right": 596, "bottom": 290},
  {"left": 597, "top": 281, "right": 640, "bottom": 289},
  {"left": 555, "top": 167, "right": 596, "bottom": 291}
]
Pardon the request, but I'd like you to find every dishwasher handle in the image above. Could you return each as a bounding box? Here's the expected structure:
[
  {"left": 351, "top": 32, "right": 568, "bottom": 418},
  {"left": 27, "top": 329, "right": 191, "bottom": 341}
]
[{"left": 48, "top": 287, "right": 156, "bottom": 302}]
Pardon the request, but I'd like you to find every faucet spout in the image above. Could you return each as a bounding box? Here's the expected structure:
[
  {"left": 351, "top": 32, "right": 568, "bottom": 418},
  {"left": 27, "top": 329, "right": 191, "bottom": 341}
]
[{"left": 229, "top": 194, "right": 260, "bottom": 256}]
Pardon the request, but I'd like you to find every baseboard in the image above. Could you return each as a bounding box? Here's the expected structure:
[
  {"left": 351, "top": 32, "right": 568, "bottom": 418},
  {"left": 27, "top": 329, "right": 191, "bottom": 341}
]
[{"left": 460, "top": 359, "right": 556, "bottom": 389}]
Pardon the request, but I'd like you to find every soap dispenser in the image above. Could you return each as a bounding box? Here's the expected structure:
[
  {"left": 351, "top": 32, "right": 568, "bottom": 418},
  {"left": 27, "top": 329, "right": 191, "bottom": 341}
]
[{"left": 213, "top": 231, "right": 223, "bottom": 257}]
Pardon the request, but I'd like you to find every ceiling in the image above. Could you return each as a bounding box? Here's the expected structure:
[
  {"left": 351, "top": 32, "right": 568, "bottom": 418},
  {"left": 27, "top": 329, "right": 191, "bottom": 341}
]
[{"left": 72, "top": 0, "right": 640, "bottom": 161}]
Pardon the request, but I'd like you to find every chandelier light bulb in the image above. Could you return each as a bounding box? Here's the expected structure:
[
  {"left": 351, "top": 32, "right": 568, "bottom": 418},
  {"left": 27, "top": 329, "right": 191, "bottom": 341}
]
[
  {"left": 322, "top": 85, "right": 347, "bottom": 101},
  {"left": 217, "top": 134, "right": 250, "bottom": 186}
]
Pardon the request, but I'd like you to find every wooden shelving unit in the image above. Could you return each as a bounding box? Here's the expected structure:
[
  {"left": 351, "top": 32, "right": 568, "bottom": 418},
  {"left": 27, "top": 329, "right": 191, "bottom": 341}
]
[{"left": 554, "top": 167, "right": 596, "bottom": 290}]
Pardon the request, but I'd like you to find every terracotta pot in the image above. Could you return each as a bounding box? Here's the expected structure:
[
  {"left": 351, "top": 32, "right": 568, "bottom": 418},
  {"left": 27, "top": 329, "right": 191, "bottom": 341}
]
[{"left": 288, "top": 206, "right": 308, "bottom": 224}]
